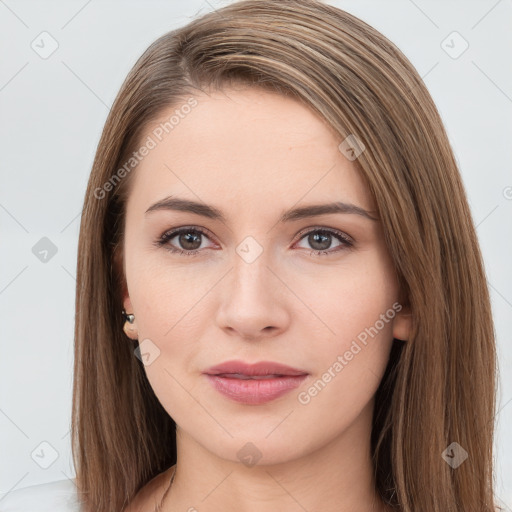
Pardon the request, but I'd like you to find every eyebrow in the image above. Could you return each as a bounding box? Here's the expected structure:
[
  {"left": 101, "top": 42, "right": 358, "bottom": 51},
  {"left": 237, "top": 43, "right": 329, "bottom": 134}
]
[{"left": 145, "top": 196, "right": 379, "bottom": 222}]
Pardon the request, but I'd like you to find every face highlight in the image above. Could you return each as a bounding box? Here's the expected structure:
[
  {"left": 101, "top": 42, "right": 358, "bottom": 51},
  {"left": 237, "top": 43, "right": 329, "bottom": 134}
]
[{"left": 121, "top": 86, "right": 409, "bottom": 466}]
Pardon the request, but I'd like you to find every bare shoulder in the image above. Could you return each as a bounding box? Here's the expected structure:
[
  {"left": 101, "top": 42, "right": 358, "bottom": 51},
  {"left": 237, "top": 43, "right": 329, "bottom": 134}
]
[{"left": 123, "top": 465, "right": 175, "bottom": 512}]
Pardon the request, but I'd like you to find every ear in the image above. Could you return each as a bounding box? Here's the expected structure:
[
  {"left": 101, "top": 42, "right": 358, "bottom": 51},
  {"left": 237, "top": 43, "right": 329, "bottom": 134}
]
[
  {"left": 112, "top": 245, "right": 138, "bottom": 339},
  {"left": 123, "top": 295, "right": 134, "bottom": 314},
  {"left": 122, "top": 296, "right": 138, "bottom": 340},
  {"left": 122, "top": 291, "right": 138, "bottom": 341},
  {"left": 392, "top": 306, "right": 412, "bottom": 341}
]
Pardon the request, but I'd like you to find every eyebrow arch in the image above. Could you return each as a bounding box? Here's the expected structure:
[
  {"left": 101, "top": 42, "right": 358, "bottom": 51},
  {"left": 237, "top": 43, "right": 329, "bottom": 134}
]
[{"left": 145, "top": 196, "right": 379, "bottom": 222}]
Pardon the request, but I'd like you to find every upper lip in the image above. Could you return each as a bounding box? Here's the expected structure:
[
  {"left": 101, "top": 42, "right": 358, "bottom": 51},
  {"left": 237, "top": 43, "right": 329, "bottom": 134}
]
[{"left": 204, "top": 360, "right": 308, "bottom": 377}]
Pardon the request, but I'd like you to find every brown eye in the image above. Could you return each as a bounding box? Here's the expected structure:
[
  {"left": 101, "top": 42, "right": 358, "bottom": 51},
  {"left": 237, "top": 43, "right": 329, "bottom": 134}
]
[
  {"left": 295, "top": 228, "right": 353, "bottom": 256},
  {"left": 155, "top": 227, "right": 214, "bottom": 256}
]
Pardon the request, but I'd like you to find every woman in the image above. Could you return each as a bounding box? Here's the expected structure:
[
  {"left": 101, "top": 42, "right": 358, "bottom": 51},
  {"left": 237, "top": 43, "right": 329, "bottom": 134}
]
[{"left": 0, "top": 0, "right": 498, "bottom": 510}]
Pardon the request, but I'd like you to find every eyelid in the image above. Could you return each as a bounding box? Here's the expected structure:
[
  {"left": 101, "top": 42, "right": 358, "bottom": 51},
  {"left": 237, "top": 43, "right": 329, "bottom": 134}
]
[
  {"left": 156, "top": 224, "right": 354, "bottom": 255},
  {"left": 293, "top": 225, "right": 354, "bottom": 245},
  {"left": 158, "top": 225, "right": 219, "bottom": 247}
]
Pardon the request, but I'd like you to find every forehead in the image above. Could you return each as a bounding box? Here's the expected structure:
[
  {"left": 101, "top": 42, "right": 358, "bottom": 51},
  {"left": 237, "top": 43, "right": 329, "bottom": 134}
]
[{"left": 126, "top": 87, "right": 372, "bottom": 214}]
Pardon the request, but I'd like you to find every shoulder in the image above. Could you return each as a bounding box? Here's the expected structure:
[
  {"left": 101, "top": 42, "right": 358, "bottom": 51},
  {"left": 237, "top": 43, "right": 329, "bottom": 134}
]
[{"left": 0, "top": 478, "right": 81, "bottom": 512}]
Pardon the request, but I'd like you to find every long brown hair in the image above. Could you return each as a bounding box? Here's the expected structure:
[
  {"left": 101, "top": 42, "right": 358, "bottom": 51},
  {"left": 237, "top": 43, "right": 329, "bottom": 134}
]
[{"left": 71, "top": 1, "right": 498, "bottom": 510}]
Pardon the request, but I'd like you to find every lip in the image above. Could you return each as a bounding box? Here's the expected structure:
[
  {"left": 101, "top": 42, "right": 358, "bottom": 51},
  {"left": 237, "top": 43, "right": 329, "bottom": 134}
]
[
  {"left": 204, "top": 360, "right": 308, "bottom": 377},
  {"left": 203, "top": 360, "right": 309, "bottom": 405}
]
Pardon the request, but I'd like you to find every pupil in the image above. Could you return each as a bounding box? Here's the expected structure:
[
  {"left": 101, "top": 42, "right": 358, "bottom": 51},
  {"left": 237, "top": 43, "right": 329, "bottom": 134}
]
[
  {"left": 177, "top": 231, "right": 332, "bottom": 252},
  {"left": 309, "top": 232, "right": 330, "bottom": 251},
  {"left": 180, "top": 232, "right": 201, "bottom": 250}
]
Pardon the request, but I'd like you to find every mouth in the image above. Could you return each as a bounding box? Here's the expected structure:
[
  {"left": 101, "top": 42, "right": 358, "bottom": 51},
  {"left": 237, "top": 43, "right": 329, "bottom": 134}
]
[
  {"left": 204, "top": 359, "right": 309, "bottom": 377},
  {"left": 203, "top": 360, "right": 309, "bottom": 404},
  {"left": 212, "top": 373, "right": 296, "bottom": 380}
]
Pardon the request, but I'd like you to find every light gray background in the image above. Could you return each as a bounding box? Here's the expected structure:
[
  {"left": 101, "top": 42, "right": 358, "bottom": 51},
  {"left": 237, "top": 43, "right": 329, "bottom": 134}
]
[{"left": 1, "top": 0, "right": 511, "bottom": 508}]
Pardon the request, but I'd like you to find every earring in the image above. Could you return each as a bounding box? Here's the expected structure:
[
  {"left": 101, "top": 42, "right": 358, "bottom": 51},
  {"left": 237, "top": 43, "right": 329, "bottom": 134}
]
[
  {"left": 122, "top": 309, "right": 137, "bottom": 339},
  {"left": 122, "top": 309, "right": 135, "bottom": 324}
]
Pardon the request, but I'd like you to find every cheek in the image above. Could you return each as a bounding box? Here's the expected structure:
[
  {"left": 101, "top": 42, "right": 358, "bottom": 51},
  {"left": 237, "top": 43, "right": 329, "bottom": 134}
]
[
  {"left": 126, "top": 244, "right": 205, "bottom": 331},
  {"left": 292, "top": 254, "right": 398, "bottom": 347},
  {"left": 295, "top": 255, "right": 397, "bottom": 402},
  {"left": 125, "top": 255, "right": 214, "bottom": 392},
  {"left": 294, "top": 298, "right": 395, "bottom": 445}
]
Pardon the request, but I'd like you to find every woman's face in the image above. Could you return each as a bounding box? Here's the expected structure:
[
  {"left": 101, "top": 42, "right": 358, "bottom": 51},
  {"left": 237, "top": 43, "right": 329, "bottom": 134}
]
[{"left": 121, "top": 86, "right": 410, "bottom": 465}]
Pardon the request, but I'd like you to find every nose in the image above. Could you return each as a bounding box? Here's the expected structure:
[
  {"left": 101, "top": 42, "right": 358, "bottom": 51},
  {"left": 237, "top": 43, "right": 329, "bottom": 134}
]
[{"left": 215, "top": 249, "right": 290, "bottom": 341}]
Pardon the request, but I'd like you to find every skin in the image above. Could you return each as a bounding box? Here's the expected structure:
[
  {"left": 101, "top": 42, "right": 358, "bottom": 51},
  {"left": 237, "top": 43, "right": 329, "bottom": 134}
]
[{"left": 121, "top": 85, "right": 411, "bottom": 512}]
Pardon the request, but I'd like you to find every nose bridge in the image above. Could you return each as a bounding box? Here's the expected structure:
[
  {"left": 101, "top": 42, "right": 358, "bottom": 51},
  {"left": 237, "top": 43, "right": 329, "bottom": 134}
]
[
  {"left": 231, "top": 234, "right": 272, "bottom": 301},
  {"left": 215, "top": 233, "right": 288, "bottom": 339}
]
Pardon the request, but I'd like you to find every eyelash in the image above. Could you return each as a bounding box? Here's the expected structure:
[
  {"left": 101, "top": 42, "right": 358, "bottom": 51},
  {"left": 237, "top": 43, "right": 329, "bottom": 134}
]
[{"left": 154, "top": 226, "right": 354, "bottom": 257}]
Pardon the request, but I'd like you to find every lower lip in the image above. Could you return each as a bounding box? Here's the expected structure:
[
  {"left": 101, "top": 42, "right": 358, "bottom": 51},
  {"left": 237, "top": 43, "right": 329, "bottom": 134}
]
[{"left": 205, "top": 374, "right": 308, "bottom": 404}]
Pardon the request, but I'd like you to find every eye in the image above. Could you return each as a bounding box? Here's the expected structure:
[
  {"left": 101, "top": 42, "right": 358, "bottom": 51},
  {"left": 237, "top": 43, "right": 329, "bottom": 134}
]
[
  {"left": 154, "top": 226, "right": 354, "bottom": 257},
  {"left": 294, "top": 227, "right": 353, "bottom": 256},
  {"left": 154, "top": 226, "right": 216, "bottom": 256}
]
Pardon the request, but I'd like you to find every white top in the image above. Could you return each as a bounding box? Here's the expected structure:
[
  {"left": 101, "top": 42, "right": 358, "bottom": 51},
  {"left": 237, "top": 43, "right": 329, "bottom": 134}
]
[{"left": 0, "top": 479, "right": 82, "bottom": 512}]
